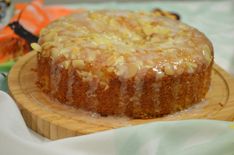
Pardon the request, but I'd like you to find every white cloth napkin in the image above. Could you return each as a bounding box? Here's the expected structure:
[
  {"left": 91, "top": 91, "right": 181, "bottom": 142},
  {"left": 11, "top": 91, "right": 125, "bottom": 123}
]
[{"left": 1, "top": 91, "right": 234, "bottom": 155}]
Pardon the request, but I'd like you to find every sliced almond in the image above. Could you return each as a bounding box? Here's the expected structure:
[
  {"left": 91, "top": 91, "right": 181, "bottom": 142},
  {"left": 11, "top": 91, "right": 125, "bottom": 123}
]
[
  {"left": 116, "top": 63, "right": 138, "bottom": 79},
  {"left": 153, "top": 67, "right": 165, "bottom": 79},
  {"left": 31, "top": 43, "right": 41, "bottom": 52},
  {"left": 72, "top": 60, "right": 85, "bottom": 69},
  {"left": 164, "top": 63, "right": 175, "bottom": 75},
  {"left": 78, "top": 71, "right": 93, "bottom": 82},
  {"left": 41, "top": 42, "right": 54, "bottom": 49},
  {"left": 114, "top": 56, "right": 125, "bottom": 66},
  {"left": 61, "top": 60, "right": 71, "bottom": 69},
  {"left": 126, "top": 63, "right": 138, "bottom": 78},
  {"left": 175, "top": 66, "right": 184, "bottom": 75},
  {"left": 156, "top": 70, "right": 165, "bottom": 79},
  {"left": 154, "top": 26, "right": 171, "bottom": 35},
  {"left": 51, "top": 48, "right": 60, "bottom": 57}
]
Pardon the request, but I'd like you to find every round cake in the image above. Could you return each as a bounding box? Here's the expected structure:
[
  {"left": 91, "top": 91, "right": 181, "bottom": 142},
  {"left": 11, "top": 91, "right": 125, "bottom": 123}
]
[{"left": 32, "top": 10, "right": 214, "bottom": 118}]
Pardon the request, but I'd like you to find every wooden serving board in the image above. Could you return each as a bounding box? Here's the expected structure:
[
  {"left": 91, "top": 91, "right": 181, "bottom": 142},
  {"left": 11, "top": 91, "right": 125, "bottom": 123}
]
[{"left": 8, "top": 51, "right": 234, "bottom": 140}]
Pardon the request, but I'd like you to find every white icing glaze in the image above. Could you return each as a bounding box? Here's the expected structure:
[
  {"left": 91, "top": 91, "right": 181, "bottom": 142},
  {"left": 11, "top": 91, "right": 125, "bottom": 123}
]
[
  {"left": 86, "top": 77, "right": 99, "bottom": 111},
  {"left": 152, "top": 81, "right": 162, "bottom": 113},
  {"left": 153, "top": 67, "right": 165, "bottom": 80},
  {"left": 173, "top": 78, "right": 180, "bottom": 101},
  {"left": 131, "top": 69, "right": 148, "bottom": 113},
  {"left": 50, "top": 62, "right": 59, "bottom": 95},
  {"left": 118, "top": 77, "right": 128, "bottom": 115},
  {"left": 66, "top": 70, "right": 75, "bottom": 104}
]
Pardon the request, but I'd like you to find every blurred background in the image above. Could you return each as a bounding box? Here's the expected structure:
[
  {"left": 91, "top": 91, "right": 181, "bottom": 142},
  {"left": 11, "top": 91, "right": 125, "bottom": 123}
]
[{"left": 12, "top": 0, "right": 223, "bottom": 3}]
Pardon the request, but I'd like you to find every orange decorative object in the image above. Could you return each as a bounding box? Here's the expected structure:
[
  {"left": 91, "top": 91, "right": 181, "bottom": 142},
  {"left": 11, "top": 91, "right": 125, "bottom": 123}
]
[{"left": 0, "top": 0, "right": 84, "bottom": 63}]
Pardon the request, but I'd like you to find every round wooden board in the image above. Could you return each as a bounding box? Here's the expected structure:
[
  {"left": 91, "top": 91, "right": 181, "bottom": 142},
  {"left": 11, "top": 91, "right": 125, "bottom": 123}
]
[{"left": 8, "top": 51, "right": 234, "bottom": 140}]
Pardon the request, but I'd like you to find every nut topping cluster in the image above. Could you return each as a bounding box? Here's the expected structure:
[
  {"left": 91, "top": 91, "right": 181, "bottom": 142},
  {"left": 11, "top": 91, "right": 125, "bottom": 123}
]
[{"left": 32, "top": 10, "right": 213, "bottom": 84}]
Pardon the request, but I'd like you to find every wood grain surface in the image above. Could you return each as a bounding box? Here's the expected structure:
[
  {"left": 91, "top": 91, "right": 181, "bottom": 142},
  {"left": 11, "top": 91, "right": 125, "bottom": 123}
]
[{"left": 8, "top": 51, "right": 234, "bottom": 140}]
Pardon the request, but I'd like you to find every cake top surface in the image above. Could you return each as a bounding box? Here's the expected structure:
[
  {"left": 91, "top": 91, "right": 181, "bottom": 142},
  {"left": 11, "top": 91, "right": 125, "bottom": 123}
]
[{"left": 34, "top": 10, "right": 213, "bottom": 82}]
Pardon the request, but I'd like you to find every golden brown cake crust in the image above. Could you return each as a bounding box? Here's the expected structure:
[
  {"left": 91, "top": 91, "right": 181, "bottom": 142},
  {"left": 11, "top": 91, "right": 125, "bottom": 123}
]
[
  {"left": 37, "top": 55, "right": 212, "bottom": 118},
  {"left": 34, "top": 10, "right": 214, "bottom": 118}
]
